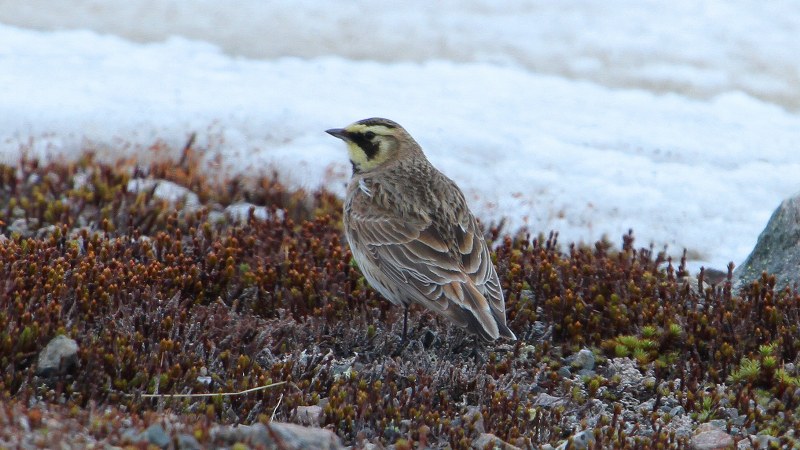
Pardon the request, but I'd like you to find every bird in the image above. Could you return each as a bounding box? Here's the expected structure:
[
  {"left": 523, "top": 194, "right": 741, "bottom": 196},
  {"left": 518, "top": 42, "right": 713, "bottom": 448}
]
[{"left": 326, "top": 117, "right": 516, "bottom": 342}]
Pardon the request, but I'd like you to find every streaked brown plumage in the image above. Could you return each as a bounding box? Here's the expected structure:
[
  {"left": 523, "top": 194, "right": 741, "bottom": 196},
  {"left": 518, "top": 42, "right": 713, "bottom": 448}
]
[{"left": 326, "top": 118, "right": 516, "bottom": 342}]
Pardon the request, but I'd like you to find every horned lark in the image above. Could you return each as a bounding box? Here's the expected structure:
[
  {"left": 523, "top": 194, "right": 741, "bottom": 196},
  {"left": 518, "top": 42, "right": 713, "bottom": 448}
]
[{"left": 326, "top": 118, "right": 516, "bottom": 342}]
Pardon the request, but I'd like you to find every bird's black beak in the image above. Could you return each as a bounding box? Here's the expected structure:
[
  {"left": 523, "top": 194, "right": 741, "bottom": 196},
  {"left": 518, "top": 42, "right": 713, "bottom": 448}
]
[{"left": 325, "top": 128, "right": 349, "bottom": 141}]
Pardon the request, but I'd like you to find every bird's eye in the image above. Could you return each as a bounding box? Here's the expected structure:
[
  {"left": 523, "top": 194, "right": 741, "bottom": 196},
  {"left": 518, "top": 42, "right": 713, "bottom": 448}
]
[{"left": 364, "top": 131, "right": 376, "bottom": 140}]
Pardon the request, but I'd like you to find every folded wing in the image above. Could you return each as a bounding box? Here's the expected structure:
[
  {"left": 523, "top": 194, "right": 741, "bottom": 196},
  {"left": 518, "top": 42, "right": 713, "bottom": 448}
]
[{"left": 346, "top": 189, "right": 514, "bottom": 341}]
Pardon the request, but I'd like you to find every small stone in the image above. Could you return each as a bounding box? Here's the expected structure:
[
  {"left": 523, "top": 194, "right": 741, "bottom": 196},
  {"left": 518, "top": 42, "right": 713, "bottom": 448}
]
[
  {"left": 126, "top": 178, "right": 200, "bottom": 210},
  {"left": 121, "top": 428, "right": 144, "bottom": 444},
  {"left": 529, "top": 321, "right": 550, "bottom": 341},
  {"left": 534, "top": 393, "right": 565, "bottom": 408},
  {"left": 696, "top": 420, "right": 731, "bottom": 434},
  {"left": 177, "top": 433, "right": 201, "bottom": 450},
  {"left": 35, "top": 225, "right": 58, "bottom": 238},
  {"left": 212, "top": 423, "right": 268, "bottom": 446},
  {"left": 691, "top": 428, "right": 734, "bottom": 450},
  {"left": 146, "top": 424, "right": 170, "bottom": 448},
  {"left": 708, "top": 419, "right": 727, "bottom": 430},
  {"left": 214, "top": 423, "right": 343, "bottom": 449},
  {"left": 557, "top": 367, "right": 571, "bottom": 378},
  {"left": 266, "top": 422, "right": 343, "bottom": 449},
  {"left": 570, "top": 348, "right": 596, "bottom": 371},
  {"left": 224, "top": 202, "right": 276, "bottom": 223},
  {"left": 462, "top": 406, "right": 485, "bottom": 435},
  {"left": 668, "top": 414, "right": 695, "bottom": 438},
  {"left": 555, "top": 430, "right": 595, "bottom": 450},
  {"left": 8, "top": 218, "right": 32, "bottom": 237},
  {"left": 669, "top": 406, "right": 685, "bottom": 416},
  {"left": 749, "top": 434, "right": 780, "bottom": 449},
  {"left": 295, "top": 405, "right": 323, "bottom": 427},
  {"left": 36, "top": 335, "right": 79, "bottom": 377},
  {"left": 471, "top": 432, "right": 521, "bottom": 450}
]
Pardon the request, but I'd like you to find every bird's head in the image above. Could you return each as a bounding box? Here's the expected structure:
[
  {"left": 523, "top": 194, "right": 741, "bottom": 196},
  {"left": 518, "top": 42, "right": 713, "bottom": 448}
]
[{"left": 326, "top": 118, "right": 419, "bottom": 174}]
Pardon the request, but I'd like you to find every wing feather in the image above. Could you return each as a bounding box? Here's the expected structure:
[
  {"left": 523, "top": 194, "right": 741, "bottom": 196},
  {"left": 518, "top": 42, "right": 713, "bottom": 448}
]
[{"left": 346, "top": 183, "right": 512, "bottom": 340}]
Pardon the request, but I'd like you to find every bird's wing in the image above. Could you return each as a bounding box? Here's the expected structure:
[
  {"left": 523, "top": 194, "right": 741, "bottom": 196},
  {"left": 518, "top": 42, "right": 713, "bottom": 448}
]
[
  {"left": 458, "top": 213, "right": 509, "bottom": 320},
  {"left": 347, "top": 190, "right": 503, "bottom": 340}
]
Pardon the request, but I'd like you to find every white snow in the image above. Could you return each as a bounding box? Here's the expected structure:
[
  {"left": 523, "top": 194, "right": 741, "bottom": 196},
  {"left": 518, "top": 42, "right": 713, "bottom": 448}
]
[{"left": 1, "top": 1, "right": 800, "bottom": 273}]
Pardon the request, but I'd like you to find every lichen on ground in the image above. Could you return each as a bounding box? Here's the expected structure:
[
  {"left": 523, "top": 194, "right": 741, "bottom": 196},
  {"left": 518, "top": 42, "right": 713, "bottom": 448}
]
[{"left": 1, "top": 144, "right": 799, "bottom": 449}]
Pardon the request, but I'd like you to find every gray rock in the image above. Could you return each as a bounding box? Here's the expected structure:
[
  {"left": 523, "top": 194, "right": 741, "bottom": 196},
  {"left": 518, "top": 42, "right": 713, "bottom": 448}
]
[
  {"left": 557, "top": 367, "right": 571, "bottom": 378},
  {"left": 462, "top": 406, "right": 485, "bottom": 435},
  {"left": 120, "top": 428, "right": 144, "bottom": 444},
  {"left": 669, "top": 405, "right": 685, "bottom": 416},
  {"left": 668, "top": 414, "right": 695, "bottom": 438},
  {"left": 746, "top": 434, "right": 780, "bottom": 449},
  {"left": 177, "top": 433, "right": 202, "bottom": 450},
  {"left": 36, "top": 335, "right": 79, "bottom": 376},
  {"left": 569, "top": 348, "right": 596, "bottom": 371},
  {"left": 529, "top": 321, "right": 551, "bottom": 341},
  {"left": 295, "top": 405, "right": 323, "bottom": 427},
  {"left": 145, "top": 424, "right": 170, "bottom": 448},
  {"left": 471, "top": 432, "right": 521, "bottom": 450},
  {"left": 708, "top": 419, "right": 728, "bottom": 430},
  {"left": 126, "top": 178, "right": 200, "bottom": 210},
  {"left": 555, "top": 429, "right": 594, "bottom": 450},
  {"left": 691, "top": 428, "right": 734, "bottom": 450},
  {"left": 607, "top": 358, "right": 644, "bottom": 391},
  {"left": 224, "top": 202, "right": 276, "bottom": 223},
  {"left": 533, "top": 393, "right": 565, "bottom": 408},
  {"left": 8, "top": 218, "right": 34, "bottom": 237},
  {"left": 213, "top": 422, "right": 343, "bottom": 449},
  {"left": 735, "top": 192, "right": 800, "bottom": 290},
  {"left": 720, "top": 407, "right": 739, "bottom": 419},
  {"left": 732, "top": 415, "right": 747, "bottom": 427},
  {"left": 267, "top": 422, "right": 343, "bottom": 449},
  {"left": 237, "top": 423, "right": 269, "bottom": 445},
  {"left": 35, "top": 225, "right": 58, "bottom": 239}
]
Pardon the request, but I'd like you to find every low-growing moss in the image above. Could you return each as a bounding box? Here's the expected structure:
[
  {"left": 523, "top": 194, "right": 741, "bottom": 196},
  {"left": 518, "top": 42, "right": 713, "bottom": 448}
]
[{"left": 0, "top": 147, "right": 799, "bottom": 448}]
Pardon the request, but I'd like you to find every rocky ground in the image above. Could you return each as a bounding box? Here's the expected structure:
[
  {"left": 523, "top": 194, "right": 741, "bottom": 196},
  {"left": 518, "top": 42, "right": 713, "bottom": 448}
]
[{"left": 1, "top": 146, "right": 799, "bottom": 449}]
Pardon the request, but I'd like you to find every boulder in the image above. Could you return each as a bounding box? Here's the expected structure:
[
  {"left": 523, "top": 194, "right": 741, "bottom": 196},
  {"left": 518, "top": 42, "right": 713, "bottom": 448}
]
[{"left": 735, "top": 192, "right": 800, "bottom": 290}]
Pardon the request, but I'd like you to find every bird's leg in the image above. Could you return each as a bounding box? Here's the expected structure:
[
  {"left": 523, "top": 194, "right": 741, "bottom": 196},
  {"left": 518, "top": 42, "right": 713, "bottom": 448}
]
[
  {"left": 401, "top": 305, "right": 409, "bottom": 344},
  {"left": 390, "top": 306, "right": 411, "bottom": 358}
]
